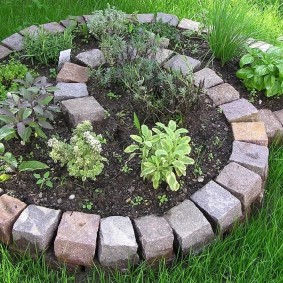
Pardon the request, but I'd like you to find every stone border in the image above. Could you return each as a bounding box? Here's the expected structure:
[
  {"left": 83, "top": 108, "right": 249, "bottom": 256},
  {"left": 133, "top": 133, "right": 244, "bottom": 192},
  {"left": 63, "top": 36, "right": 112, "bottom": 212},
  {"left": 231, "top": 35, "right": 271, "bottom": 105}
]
[{"left": 0, "top": 12, "right": 280, "bottom": 271}]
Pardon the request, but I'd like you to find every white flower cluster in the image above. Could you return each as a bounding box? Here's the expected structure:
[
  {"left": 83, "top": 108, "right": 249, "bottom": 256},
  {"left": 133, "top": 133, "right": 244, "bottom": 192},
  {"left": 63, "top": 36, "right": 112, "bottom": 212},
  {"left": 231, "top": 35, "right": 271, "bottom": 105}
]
[{"left": 83, "top": 131, "right": 102, "bottom": 153}]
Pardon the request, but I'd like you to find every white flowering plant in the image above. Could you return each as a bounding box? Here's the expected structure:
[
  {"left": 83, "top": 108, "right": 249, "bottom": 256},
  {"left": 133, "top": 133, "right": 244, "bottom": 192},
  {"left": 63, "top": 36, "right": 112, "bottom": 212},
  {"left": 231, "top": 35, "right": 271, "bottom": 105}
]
[{"left": 48, "top": 121, "right": 106, "bottom": 181}]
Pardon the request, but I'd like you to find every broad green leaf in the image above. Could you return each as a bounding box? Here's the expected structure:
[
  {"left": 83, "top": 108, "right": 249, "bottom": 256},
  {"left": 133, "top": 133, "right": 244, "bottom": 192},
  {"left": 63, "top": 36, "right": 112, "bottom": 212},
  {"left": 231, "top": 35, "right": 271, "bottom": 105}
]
[
  {"left": 239, "top": 54, "right": 254, "bottom": 68},
  {"left": 130, "top": 135, "right": 142, "bottom": 143},
  {"left": 0, "top": 143, "right": 4, "bottom": 153},
  {"left": 168, "top": 120, "right": 177, "bottom": 131},
  {"left": 44, "top": 171, "right": 50, "bottom": 178},
  {"left": 46, "top": 180, "right": 53, "bottom": 188},
  {"left": 172, "top": 160, "right": 186, "bottom": 175},
  {"left": 18, "top": 161, "right": 49, "bottom": 172},
  {"left": 2, "top": 152, "right": 18, "bottom": 169},
  {"left": 144, "top": 141, "right": 152, "bottom": 148},
  {"left": 34, "top": 105, "right": 44, "bottom": 115},
  {"left": 36, "top": 179, "right": 43, "bottom": 185},
  {"left": 0, "top": 115, "right": 14, "bottom": 124},
  {"left": 38, "top": 95, "right": 53, "bottom": 106},
  {"left": 22, "top": 108, "right": 32, "bottom": 120},
  {"left": 155, "top": 149, "right": 168, "bottom": 156},
  {"left": 0, "top": 127, "right": 16, "bottom": 141},
  {"left": 141, "top": 166, "right": 156, "bottom": 177},
  {"left": 236, "top": 68, "right": 253, "bottom": 80},
  {"left": 38, "top": 121, "right": 53, "bottom": 130},
  {"left": 141, "top": 125, "right": 151, "bottom": 138},
  {"left": 254, "top": 65, "right": 269, "bottom": 76},
  {"left": 124, "top": 144, "right": 139, "bottom": 153},
  {"left": 33, "top": 173, "right": 41, "bottom": 178},
  {"left": 34, "top": 126, "right": 47, "bottom": 139},
  {"left": 165, "top": 171, "right": 179, "bottom": 191}
]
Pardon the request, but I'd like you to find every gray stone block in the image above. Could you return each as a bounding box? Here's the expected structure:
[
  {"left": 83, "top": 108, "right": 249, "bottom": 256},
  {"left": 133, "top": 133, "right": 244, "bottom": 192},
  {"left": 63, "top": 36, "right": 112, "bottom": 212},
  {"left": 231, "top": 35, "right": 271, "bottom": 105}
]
[
  {"left": 98, "top": 216, "right": 139, "bottom": 268},
  {"left": 54, "top": 82, "right": 88, "bottom": 103},
  {"left": 76, "top": 49, "right": 105, "bottom": 68},
  {"left": 12, "top": 205, "right": 61, "bottom": 252},
  {"left": 136, "top": 14, "right": 155, "bottom": 23},
  {"left": 191, "top": 181, "right": 242, "bottom": 233},
  {"left": 249, "top": 41, "right": 272, "bottom": 52},
  {"left": 194, "top": 68, "right": 223, "bottom": 89},
  {"left": 178, "top": 18, "right": 201, "bottom": 32},
  {"left": 19, "top": 25, "right": 40, "bottom": 37},
  {"left": 229, "top": 141, "right": 269, "bottom": 180},
  {"left": 220, "top": 98, "right": 259, "bottom": 122},
  {"left": 155, "top": 48, "right": 173, "bottom": 64},
  {"left": 164, "top": 54, "right": 201, "bottom": 74},
  {"left": 41, "top": 22, "right": 65, "bottom": 34},
  {"left": 2, "top": 33, "right": 24, "bottom": 51},
  {"left": 258, "top": 109, "right": 283, "bottom": 141},
  {"left": 58, "top": 49, "right": 71, "bottom": 71},
  {"left": 274, "top": 109, "right": 283, "bottom": 126},
  {"left": 156, "top": 12, "right": 179, "bottom": 27},
  {"left": 164, "top": 200, "right": 214, "bottom": 254},
  {"left": 216, "top": 162, "right": 262, "bottom": 210},
  {"left": 0, "top": 45, "right": 12, "bottom": 61},
  {"left": 134, "top": 215, "right": 174, "bottom": 262},
  {"left": 206, "top": 83, "right": 240, "bottom": 106},
  {"left": 61, "top": 96, "right": 105, "bottom": 127}
]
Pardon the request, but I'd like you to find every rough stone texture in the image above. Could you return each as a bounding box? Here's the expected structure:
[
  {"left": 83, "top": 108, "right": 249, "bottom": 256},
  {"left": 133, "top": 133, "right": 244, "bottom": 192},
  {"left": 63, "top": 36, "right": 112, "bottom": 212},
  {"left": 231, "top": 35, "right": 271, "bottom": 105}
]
[
  {"left": 258, "top": 109, "right": 283, "bottom": 141},
  {"left": 229, "top": 141, "right": 269, "bottom": 180},
  {"left": 190, "top": 181, "right": 242, "bottom": 233},
  {"left": 12, "top": 205, "right": 61, "bottom": 253},
  {"left": 54, "top": 211, "right": 100, "bottom": 267},
  {"left": 220, "top": 98, "right": 259, "bottom": 123},
  {"left": 0, "top": 188, "right": 4, "bottom": 196},
  {"left": 76, "top": 49, "right": 105, "bottom": 68},
  {"left": 0, "top": 45, "right": 12, "bottom": 61},
  {"left": 178, "top": 18, "right": 200, "bottom": 32},
  {"left": 193, "top": 68, "right": 224, "bottom": 89},
  {"left": 41, "top": 22, "right": 65, "bottom": 34},
  {"left": 216, "top": 162, "right": 262, "bottom": 210},
  {"left": 136, "top": 14, "right": 155, "bottom": 23},
  {"left": 160, "top": 38, "right": 170, "bottom": 48},
  {"left": 61, "top": 96, "right": 105, "bottom": 127},
  {"left": 274, "top": 109, "right": 283, "bottom": 126},
  {"left": 98, "top": 216, "right": 139, "bottom": 268},
  {"left": 249, "top": 41, "right": 273, "bottom": 52},
  {"left": 1, "top": 33, "right": 24, "bottom": 51},
  {"left": 133, "top": 215, "right": 174, "bottom": 262},
  {"left": 155, "top": 48, "right": 174, "bottom": 64},
  {"left": 0, "top": 194, "right": 27, "bottom": 245},
  {"left": 206, "top": 83, "right": 240, "bottom": 106},
  {"left": 83, "top": 15, "right": 93, "bottom": 23},
  {"left": 19, "top": 25, "right": 39, "bottom": 37},
  {"left": 54, "top": 82, "right": 88, "bottom": 103},
  {"left": 58, "top": 49, "right": 71, "bottom": 71},
  {"left": 232, "top": 122, "right": 268, "bottom": 146},
  {"left": 60, "top": 19, "right": 76, "bottom": 28},
  {"left": 164, "top": 54, "right": 201, "bottom": 74},
  {"left": 164, "top": 200, "right": 214, "bottom": 254},
  {"left": 156, "top": 12, "right": 179, "bottom": 27},
  {"left": 57, "top": 63, "right": 89, "bottom": 83}
]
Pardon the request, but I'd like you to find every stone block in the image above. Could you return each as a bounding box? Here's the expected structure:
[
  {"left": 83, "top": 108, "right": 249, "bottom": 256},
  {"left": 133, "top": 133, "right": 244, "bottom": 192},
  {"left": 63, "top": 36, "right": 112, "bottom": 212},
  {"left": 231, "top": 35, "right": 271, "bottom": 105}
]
[
  {"left": 41, "top": 22, "right": 65, "bottom": 34},
  {"left": 0, "top": 194, "right": 27, "bottom": 245},
  {"left": 57, "top": 62, "right": 89, "bottom": 83},
  {"left": 54, "top": 82, "right": 88, "bottom": 103},
  {"left": 76, "top": 49, "right": 105, "bottom": 68},
  {"left": 190, "top": 181, "right": 242, "bottom": 233},
  {"left": 229, "top": 141, "right": 269, "bottom": 180},
  {"left": 156, "top": 12, "right": 179, "bottom": 27},
  {"left": 258, "top": 109, "right": 283, "bottom": 141},
  {"left": 155, "top": 48, "right": 173, "bottom": 64},
  {"left": 216, "top": 162, "right": 262, "bottom": 210},
  {"left": 164, "top": 54, "right": 201, "bottom": 74},
  {"left": 2, "top": 33, "right": 24, "bottom": 51},
  {"left": 206, "top": 83, "right": 239, "bottom": 106},
  {"left": 136, "top": 14, "right": 155, "bottom": 23},
  {"left": 220, "top": 98, "right": 258, "bottom": 122},
  {"left": 58, "top": 49, "right": 71, "bottom": 71},
  {"left": 178, "top": 19, "right": 200, "bottom": 32},
  {"left": 249, "top": 41, "right": 272, "bottom": 52},
  {"left": 232, "top": 122, "right": 268, "bottom": 146},
  {"left": 0, "top": 45, "right": 12, "bottom": 61},
  {"left": 19, "top": 25, "right": 40, "bottom": 37},
  {"left": 83, "top": 15, "right": 93, "bottom": 23},
  {"left": 54, "top": 211, "right": 100, "bottom": 267},
  {"left": 61, "top": 96, "right": 105, "bottom": 127},
  {"left": 98, "top": 216, "right": 139, "bottom": 268},
  {"left": 164, "top": 200, "right": 214, "bottom": 254},
  {"left": 12, "top": 205, "right": 61, "bottom": 253},
  {"left": 133, "top": 215, "right": 174, "bottom": 262},
  {"left": 193, "top": 68, "right": 223, "bottom": 89},
  {"left": 274, "top": 109, "right": 283, "bottom": 126}
]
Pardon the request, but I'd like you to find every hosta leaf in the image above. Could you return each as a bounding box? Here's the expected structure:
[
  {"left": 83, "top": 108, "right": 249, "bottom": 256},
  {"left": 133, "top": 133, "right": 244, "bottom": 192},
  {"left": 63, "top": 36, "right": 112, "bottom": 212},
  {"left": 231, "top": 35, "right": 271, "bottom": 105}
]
[
  {"left": 165, "top": 171, "right": 179, "bottom": 191},
  {"left": 19, "top": 161, "right": 49, "bottom": 172}
]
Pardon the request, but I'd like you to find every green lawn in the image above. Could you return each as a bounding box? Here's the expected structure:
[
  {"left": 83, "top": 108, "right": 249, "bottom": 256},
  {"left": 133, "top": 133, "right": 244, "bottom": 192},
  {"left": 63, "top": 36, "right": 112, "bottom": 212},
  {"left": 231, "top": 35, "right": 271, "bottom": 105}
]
[{"left": 0, "top": 1, "right": 283, "bottom": 282}]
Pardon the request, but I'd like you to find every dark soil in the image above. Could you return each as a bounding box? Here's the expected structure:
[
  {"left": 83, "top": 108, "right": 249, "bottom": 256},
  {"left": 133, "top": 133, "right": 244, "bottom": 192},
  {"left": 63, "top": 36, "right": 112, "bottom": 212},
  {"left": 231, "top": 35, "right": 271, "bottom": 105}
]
[{"left": 5, "top": 23, "right": 275, "bottom": 218}]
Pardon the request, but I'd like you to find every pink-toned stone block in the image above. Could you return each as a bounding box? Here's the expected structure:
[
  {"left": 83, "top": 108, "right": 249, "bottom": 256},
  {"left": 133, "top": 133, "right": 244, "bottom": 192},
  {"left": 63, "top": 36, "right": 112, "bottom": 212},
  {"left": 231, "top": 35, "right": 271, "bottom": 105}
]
[{"left": 56, "top": 62, "right": 89, "bottom": 83}]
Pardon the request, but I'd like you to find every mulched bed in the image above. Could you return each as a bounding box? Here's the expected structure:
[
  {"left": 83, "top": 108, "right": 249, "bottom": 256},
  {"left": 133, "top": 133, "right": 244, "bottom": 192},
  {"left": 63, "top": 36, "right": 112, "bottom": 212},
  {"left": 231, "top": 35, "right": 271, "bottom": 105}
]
[{"left": 2, "top": 22, "right": 277, "bottom": 218}]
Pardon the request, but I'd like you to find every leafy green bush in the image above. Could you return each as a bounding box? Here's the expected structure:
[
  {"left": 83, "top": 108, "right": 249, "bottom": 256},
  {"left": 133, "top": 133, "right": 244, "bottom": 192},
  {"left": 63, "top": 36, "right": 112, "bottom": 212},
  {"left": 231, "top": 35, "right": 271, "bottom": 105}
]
[
  {"left": 236, "top": 46, "right": 283, "bottom": 97},
  {"left": 0, "top": 59, "right": 35, "bottom": 100},
  {"left": 0, "top": 73, "right": 60, "bottom": 144},
  {"left": 23, "top": 27, "right": 74, "bottom": 65},
  {"left": 206, "top": 0, "right": 260, "bottom": 65},
  {"left": 48, "top": 121, "right": 106, "bottom": 182},
  {"left": 125, "top": 120, "right": 194, "bottom": 191}
]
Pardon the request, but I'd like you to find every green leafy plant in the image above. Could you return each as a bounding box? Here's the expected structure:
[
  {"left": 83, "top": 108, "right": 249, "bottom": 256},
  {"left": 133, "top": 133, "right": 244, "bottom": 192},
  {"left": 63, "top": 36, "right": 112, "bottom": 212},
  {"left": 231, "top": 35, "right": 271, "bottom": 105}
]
[
  {"left": 0, "top": 73, "right": 60, "bottom": 144},
  {"left": 130, "top": 196, "right": 143, "bottom": 206},
  {"left": 82, "top": 200, "right": 93, "bottom": 210},
  {"left": 48, "top": 121, "right": 107, "bottom": 182},
  {"left": 23, "top": 27, "right": 74, "bottom": 65},
  {"left": 125, "top": 120, "right": 194, "bottom": 191},
  {"left": 236, "top": 46, "right": 283, "bottom": 97},
  {"left": 33, "top": 171, "right": 53, "bottom": 189},
  {"left": 157, "top": 194, "right": 168, "bottom": 206}
]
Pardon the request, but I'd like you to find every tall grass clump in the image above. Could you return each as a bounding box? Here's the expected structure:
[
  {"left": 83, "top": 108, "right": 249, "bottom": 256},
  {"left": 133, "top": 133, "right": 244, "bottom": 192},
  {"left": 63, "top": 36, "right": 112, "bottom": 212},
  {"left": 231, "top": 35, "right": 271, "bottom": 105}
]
[{"left": 206, "top": 0, "right": 261, "bottom": 66}]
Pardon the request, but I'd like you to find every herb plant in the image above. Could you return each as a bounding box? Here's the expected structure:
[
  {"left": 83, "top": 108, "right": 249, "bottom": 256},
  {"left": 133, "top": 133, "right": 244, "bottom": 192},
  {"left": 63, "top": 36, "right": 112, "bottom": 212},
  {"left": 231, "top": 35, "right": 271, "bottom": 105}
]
[
  {"left": 0, "top": 73, "right": 60, "bottom": 144},
  {"left": 125, "top": 120, "right": 194, "bottom": 191},
  {"left": 33, "top": 171, "right": 53, "bottom": 189},
  {"left": 48, "top": 121, "right": 107, "bottom": 182},
  {"left": 236, "top": 46, "right": 283, "bottom": 97}
]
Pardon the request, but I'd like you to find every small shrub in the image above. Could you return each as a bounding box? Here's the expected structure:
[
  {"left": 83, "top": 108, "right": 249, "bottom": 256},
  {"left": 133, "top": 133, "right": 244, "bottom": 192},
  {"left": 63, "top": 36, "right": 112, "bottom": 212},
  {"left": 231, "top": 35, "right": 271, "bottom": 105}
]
[
  {"left": 87, "top": 4, "right": 128, "bottom": 40},
  {"left": 125, "top": 120, "right": 194, "bottom": 191},
  {"left": 23, "top": 27, "right": 74, "bottom": 65},
  {"left": 0, "top": 73, "right": 60, "bottom": 144},
  {"left": 236, "top": 46, "right": 283, "bottom": 97},
  {"left": 48, "top": 121, "right": 107, "bottom": 182}
]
